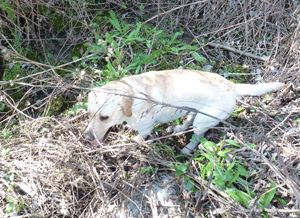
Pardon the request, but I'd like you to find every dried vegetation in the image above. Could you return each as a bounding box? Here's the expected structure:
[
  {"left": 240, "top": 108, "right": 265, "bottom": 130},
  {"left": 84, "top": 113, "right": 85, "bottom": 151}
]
[{"left": 1, "top": 0, "right": 300, "bottom": 217}]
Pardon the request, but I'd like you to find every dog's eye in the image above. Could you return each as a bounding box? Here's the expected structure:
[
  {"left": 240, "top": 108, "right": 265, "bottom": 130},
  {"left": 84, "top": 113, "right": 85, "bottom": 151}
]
[{"left": 100, "top": 115, "right": 109, "bottom": 121}]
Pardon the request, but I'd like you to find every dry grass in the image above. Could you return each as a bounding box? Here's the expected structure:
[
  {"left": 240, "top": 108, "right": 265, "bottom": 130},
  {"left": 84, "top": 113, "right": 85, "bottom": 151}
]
[{"left": 1, "top": 0, "right": 300, "bottom": 217}]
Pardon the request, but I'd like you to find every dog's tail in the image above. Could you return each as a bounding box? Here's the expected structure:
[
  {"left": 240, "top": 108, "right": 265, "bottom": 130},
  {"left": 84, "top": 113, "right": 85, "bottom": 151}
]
[{"left": 235, "top": 82, "right": 285, "bottom": 96}]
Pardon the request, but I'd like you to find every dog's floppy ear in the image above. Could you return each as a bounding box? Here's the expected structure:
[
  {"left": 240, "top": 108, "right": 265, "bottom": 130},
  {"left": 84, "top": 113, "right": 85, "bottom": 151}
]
[
  {"left": 120, "top": 95, "right": 133, "bottom": 117},
  {"left": 110, "top": 80, "right": 133, "bottom": 117},
  {"left": 117, "top": 81, "right": 133, "bottom": 117}
]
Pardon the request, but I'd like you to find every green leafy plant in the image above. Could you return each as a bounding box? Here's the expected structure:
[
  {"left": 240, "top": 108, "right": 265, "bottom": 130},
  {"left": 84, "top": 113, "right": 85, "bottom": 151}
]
[
  {"left": 258, "top": 183, "right": 276, "bottom": 207},
  {"left": 171, "top": 162, "right": 189, "bottom": 176},
  {"left": 185, "top": 177, "right": 197, "bottom": 192},
  {"left": 262, "top": 94, "right": 271, "bottom": 104},
  {"left": 191, "top": 137, "right": 278, "bottom": 211},
  {"left": 192, "top": 52, "right": 207, "bottom": 65},
  {"left": 78, "top": 10, "right": 200, "bottom": 84},
  {"left": 153, "top": 124, "right": 163, "bottom": 132},
  {"left": 47, "top": 97, "right": 69, "bottom": 116},
  {"left": 1, "top": 147, "right": 11, "bottom": 156},
  {"left": 232, "top": 107, "right": 245, "bottom": 116},
  {"left": 140, "top": 166, "right": 157, "bottom": 174},
  {"left": 66, "top": 102, "right": 87, "bottom": 116},
  {"left": 2, "top": 129, "right": 13, "bottom": 139},
  {"left": 5, "top": 197, "right": 25, "bottom": 214},
  {"left": 0, "top": 102, "right": 5, "bottom": 112},
  {"left": 173, "top": 118, "right": 181, "bottom": 125}
]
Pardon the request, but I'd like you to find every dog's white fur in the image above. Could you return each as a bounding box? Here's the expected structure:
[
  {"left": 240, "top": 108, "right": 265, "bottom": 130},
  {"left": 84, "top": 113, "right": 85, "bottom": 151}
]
[{"left": 85, "top": 69, "right": 284, "bottom": 154}]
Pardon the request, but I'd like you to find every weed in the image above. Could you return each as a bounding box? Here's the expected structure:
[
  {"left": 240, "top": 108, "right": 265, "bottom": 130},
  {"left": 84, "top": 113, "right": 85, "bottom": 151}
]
[
  {"left": 47, "top": 97, "right": 69, "bottom": 116},
  {"left": 258, "top": 183, "right": 276, "bottom": 208},
  {"left": 1, "top": 147, "right": 11, "bottom": 156},
  {"left": 187, "top": 137, "right": 280, "bottom": 211},
  {"left": 231, "top": 107, "right": 245, "bottom": 117},
  {"left": 140, "top": 166, "right": 157, "bottom": 174},
  {"left": 2, "top": 129, "right": 12, "bottom": 139},
  {"left": 192, "top": 52, "right": 207, "bottom": 65},
  {"left": 75, "top": 10, "right": 199, "bottom": 85},
  {"left": 153, "top": 143, "right": 175, "bottom": 154},
  {"left": 184, "top": 177, "right": 197, "bottom": 192},
  {"left": 173, "top": 118, "right": 181, "bottom": 125},
  {"left": 153, "top": 124, "right": 163, "bottom": 132},
  {"left": 66, "top": 102, "right": 87, "bottom": 116},
  {"left": 5, "top": 197, "right": 25, "bottom": 214},
  {"left": 171, "top": 162, "right": 189, "bottom": 176}
]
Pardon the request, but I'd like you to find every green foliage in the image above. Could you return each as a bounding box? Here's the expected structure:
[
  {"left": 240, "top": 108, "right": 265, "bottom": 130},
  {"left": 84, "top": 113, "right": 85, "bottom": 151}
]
[
  {"left": 2, "top": 63, "right": 27, "bottom": 100},
  {"left": 4, "top": 63, "right": 21, "bottom": 81},
  {"left": 71, "top": 43, "right": 89, "bottom": 59},
  {"left": 108, "top": 10, "right": 123, "bottom": 33},
  {"left": 66, "top": 102, "right": 87, "bottom": 116},
  {"left": 173, "top": 118, "right": 181, "bottom": 125},
  {"left": 225, "top": 188, "right": 252, "bottom": 208},
  {"left": 52, "top": 13, "right": 65, "bottom": 32},
  {"left": 2, "top": 168, "right": 25, "bottom": 214},
  {"left": 262, "top": 94, "right": 271, "bottom": 104},
  {"left": 48, "top": 97, "right": 69, "bottom": 116},
  {"left": 218, "top": 63, "right": 251, "bottom": 83},
  {"left": 140, "top": 166, "right": 157, "bottom": 174},
  {"left": 0, "top": 0, "right": 16, "bottom": 21},
  {"left": 75, "top": 10, "right": 198, "bottom": 85},
  {"left": 231, "top": 107, "right": 245, "bottom": 117},
  {"left": 259, "top": 183, "right": 276, "bottom": 207},
  {"left": 153, "top": 143, "right": 175, "bottom": 154},
  {"left": 192, "top": 52, "right": 207, "bottom": 65},
  {"left": 5, "top": 197, "right": 25, "bottom": 214},
  {"left": 0, "top": 102, "right": 5, "bottom": 111},
  {"left": 223, "top": 139, "right": 241, "bottom": 148},
  {"left": 188, "top": 137, "right": 279, "bottom": 211},
  {"left": 171, "top": 162, "right": 199, "bottom": 193},
  {"left": 2, "top": 129, "right": 13, "bottom": 139},
  {"left": 185, "top": 177, "right": 197, "bottom": 192},
  {"left": 171, "top": 162, "right": 189, "bottom": 176},
  {"left": 153, "top": 124, "right": 163, "bottom": 132},
  {"left": 1, "top": 147, "right": 11, "bottom": 156}
]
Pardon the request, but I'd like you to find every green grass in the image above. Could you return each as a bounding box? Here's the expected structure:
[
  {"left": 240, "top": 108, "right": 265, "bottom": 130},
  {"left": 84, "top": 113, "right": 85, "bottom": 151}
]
[{"left": 167, "top": 137, "right": 284, "bottom": 214}]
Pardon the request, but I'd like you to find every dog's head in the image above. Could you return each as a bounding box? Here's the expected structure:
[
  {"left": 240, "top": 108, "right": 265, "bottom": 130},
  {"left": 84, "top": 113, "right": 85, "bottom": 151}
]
[{"left": 85, "top": 82, "right": 133, "bottom": 147}]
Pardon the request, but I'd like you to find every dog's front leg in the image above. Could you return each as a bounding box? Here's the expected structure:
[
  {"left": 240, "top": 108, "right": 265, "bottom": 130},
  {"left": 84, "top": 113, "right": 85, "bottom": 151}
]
[
  {"left": 131, "top": 126, "right": 154, "bottom": 144},
  {"left": 181, "top": 113, "right": 222, "bottom": 155},
  {"left": 132, "top": 134, "right": 144, "bottom": 144}
]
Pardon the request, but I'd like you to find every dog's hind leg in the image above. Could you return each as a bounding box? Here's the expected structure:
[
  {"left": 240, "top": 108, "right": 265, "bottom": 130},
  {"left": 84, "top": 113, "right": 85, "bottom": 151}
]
[
  {"left": 173, "top": 113, "right": 196, "bottom": 133},
  {"left": 181, "top": 113, "right": 223, "bottom": 155}
]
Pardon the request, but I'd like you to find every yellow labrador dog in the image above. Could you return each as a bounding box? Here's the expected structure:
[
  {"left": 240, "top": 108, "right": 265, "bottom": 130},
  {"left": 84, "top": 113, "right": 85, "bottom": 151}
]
[{"left": 85, "top": 69, "right": 284, "bottom": 154}]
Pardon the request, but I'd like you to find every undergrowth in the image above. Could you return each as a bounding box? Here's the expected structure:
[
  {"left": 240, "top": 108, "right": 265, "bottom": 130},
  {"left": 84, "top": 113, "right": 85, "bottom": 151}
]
[{"left": 1, "top": 0, "right": 300, "bottom": 217}]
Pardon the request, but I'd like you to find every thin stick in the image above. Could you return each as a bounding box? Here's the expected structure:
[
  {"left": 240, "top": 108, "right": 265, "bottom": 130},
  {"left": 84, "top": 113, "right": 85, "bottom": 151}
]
[{"left": 208, "top": 42, "right": 268, "bottom": 62}]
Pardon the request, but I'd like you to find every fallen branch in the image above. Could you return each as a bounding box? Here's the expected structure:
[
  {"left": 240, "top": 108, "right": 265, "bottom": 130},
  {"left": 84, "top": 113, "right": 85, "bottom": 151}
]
[{"left": 208, "top": 42, "right": 269, "bottom": 62}]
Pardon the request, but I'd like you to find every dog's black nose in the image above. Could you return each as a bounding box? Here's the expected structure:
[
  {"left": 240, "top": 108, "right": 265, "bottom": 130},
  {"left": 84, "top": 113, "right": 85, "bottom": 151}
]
[{"left": 85, "top": 132, "right": 95, "bottom": 141}]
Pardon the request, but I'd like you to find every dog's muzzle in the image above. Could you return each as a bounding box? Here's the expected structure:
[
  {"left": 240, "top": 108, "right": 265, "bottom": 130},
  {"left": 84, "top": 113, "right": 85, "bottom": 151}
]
[
  {"left": 85, "top": 128, "right": 112, "bottom": 147},
  {"left": 85, "top": 131, "right": 95, "bottom": 142}
]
